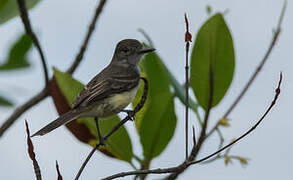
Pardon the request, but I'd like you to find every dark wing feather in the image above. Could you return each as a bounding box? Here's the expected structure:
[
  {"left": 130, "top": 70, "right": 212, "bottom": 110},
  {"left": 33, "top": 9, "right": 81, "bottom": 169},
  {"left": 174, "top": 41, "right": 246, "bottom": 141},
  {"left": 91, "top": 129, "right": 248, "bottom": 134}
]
[{"left": 72, "top": 64, "right": 140, "bottom": 109}]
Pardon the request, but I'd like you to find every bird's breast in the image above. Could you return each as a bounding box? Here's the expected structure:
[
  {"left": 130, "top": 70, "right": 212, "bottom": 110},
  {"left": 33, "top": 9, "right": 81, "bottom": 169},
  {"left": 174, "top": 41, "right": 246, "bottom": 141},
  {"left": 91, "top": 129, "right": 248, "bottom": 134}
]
[
  {"left": 107, "top": 85, "right": 139, "bottom": 111},
  {"left": 85, "top": 85, "right": 139, "bottom": 118}
]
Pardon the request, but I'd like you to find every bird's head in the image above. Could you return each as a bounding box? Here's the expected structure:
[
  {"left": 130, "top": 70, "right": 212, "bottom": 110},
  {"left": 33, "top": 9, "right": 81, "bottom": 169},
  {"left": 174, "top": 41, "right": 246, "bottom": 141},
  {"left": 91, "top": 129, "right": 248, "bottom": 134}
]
[{"left": 112, "top": 39, "right": 155, "bottom": 65}]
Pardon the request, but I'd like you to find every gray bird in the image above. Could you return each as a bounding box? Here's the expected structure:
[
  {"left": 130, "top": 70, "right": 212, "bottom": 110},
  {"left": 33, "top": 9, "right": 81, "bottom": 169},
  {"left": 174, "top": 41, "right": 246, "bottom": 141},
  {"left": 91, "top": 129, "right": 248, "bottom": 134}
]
[{"left": 32, "top": 39, "right": 155, "bottom": 137}]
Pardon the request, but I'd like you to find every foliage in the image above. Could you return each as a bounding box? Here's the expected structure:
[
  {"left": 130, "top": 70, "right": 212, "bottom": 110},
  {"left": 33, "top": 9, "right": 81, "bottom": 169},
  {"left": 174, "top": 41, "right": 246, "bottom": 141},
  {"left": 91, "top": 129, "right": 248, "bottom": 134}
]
[
  {"left": 1, "top": 0, "right": 282, "bottom": 178},
  {"left": 190, "top": 13, "right": 235, "bottom": 111},
  {"left": 0, "top": 33, "right": 33, "bottom": 70},
  {"left": 0, "top": 0, "right": 40, "bottom": 25}
]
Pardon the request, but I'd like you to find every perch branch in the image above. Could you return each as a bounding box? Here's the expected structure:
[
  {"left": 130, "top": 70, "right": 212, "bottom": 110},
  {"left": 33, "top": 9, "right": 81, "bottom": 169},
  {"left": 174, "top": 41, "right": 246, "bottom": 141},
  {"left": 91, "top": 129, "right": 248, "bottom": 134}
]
[{"left": 74, "top": 77, "right": 149, "bottom": 180}]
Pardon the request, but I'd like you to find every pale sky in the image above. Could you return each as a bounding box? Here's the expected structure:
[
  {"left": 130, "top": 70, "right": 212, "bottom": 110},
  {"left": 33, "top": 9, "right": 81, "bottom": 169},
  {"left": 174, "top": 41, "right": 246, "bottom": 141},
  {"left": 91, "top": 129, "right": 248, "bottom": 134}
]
[{"left": 0, "top": 0, "right": 292, "bottom": 179}]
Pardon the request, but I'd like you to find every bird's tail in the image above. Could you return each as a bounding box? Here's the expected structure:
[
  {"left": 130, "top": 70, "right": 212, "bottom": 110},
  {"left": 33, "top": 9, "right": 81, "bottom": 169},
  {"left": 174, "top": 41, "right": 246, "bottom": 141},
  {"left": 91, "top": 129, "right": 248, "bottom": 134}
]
[{"left": 31, "top": 110, "right": 81, "bottom": 137}]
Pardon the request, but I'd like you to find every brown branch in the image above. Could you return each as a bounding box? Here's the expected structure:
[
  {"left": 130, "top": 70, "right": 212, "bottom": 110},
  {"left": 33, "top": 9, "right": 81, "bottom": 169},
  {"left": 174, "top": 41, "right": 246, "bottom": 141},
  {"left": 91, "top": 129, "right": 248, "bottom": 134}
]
[
  {"left": 66, "top": 0, "right": 108, "bottom": 74},
  {"left": 74, "top": 77, "right": 149, "bottom": 180},
  {"left": 206, "top": 0, "right": 287, "bottom": 139},
  {"left": 102, "top": 166, "right": 182, "bottom": 180},
  {"left": 17, "top": 0, "right": 49, "bottom": 86},
  {"left": 25, "top": 121, "right": 42, "bottom": 180},
  {"left": 0, "top": 88, "right": 48, "bottom": 137},
  {"left": 102, "top": 73, "right": 282, "bottom": 180},
  {"left": 184, "top": 13, "right": 192, "bottom": 160}
]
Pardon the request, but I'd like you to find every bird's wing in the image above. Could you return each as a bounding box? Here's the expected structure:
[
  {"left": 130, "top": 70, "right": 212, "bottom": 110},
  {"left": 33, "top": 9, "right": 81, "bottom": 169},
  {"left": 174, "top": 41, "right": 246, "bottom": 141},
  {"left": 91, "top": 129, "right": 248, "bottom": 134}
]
[
  {"left": 72, "top": 65, "right": 140, "bottom": 108},
  {"left": 72, "top": 75, "right": 111, "bottom": 108}
]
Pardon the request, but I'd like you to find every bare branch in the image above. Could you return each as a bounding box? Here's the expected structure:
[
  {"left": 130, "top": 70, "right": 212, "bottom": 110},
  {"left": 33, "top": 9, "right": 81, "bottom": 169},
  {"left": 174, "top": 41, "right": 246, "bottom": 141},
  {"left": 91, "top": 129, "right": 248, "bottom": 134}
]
[
  {"left": 184, "top": 13, "right": 192, "bottom": 160},
  {"left": 25, "top": 121, "right": 42, "bottom": 180},
  {"left": 66, "top": 0, "right": 108, "bottom": 74},
  {"left": 191, "top": 73, "right": 282, "bottom": 165},
  {"left": 206, "top": 0, "right": 287, "bottom": 138},
  {"left": 0, "top": 88, "right": 48, "bottom": 137},
  {"left": 102, "top": 166, "right": 181, "bottom": 180},
  {"left": 16, "top": 0, "right": 49, "bottom": 86},
  {"left": 102, "top": 73, "right": 282, "bottom": 180},
  {"left": 74, "top": 77, "right": 149, "bottom": 180}
]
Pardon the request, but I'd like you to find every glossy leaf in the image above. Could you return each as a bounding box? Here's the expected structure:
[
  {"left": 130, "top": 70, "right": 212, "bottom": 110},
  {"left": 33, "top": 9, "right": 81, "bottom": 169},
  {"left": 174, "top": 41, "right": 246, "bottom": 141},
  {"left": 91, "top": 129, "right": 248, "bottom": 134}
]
[
  {"left": 190, "top": 13, "right": 235, "bottom": 110},
  {"left": 51, "top": 68, "right": 133, "bottom": 162},
  {"left": 0, "top": 34, "right": 33, "bottom": 70},
  {"left": 0, "top": 95, "right": 13, "bottom": 106},
  {"left": 0, "top": 0, "right": 40, "bottom": 25},
  {"left": 133, "top": 53, "right": 177, "bottom": 161}
]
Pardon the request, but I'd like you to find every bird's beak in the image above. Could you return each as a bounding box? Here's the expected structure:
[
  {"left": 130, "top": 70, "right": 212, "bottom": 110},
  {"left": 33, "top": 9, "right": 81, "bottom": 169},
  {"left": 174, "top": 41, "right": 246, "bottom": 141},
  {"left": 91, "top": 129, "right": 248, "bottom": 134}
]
[{"left": 139, "top": 47, "right": 156, "bottom": 54}]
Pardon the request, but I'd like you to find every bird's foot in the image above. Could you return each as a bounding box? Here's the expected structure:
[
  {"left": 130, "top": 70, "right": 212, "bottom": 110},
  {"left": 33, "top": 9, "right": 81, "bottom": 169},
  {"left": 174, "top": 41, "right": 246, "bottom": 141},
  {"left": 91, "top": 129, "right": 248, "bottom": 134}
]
[
  {"left": 121, "top": 110, "right": 135, "bottom": 121},
  {"left": 98, "top": 136, "right": 106, "bottom": 146},
  {"left": 94, "top": 117, "right": 106, "bottom": 146}
]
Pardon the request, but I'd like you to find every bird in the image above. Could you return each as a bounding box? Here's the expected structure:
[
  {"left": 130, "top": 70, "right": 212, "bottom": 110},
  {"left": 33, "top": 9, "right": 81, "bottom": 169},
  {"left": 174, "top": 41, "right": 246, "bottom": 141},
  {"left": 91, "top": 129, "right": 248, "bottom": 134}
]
[{"left": 31, "top": 39, "right": 155, "bottom": 138}]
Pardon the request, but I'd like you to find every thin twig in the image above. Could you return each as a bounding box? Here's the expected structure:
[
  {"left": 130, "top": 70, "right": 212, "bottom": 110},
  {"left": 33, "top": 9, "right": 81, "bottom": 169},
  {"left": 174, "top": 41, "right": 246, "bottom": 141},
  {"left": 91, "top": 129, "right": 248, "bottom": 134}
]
[
  {"left": 184, "top": 13, "right": 192, "bottom": 161},
  {"left": 102, "top": 73, "right": 282, "bottom": 180},
  {"left": 206, "top": 0, "right": 287, "bottom": 138},
  {"left": 192, "top": 126, "right": 196, "bottom": 146},
  {"left": 16, "top": 0, "right": 49, "bottom": 86},
  {"left": 0, "top": 88, "right": 48, "bottom": 137},
  {"left": 201, "top": 128, "right": 225, "bottom": 164},
  {"left": 74, "top": 78, "right": 149, "bottom": 180},
  {"left": 191, "top": 73, "right": 282, "bottom": 165},
  {"left": 66, "top": 0, "right": 107, "bottom": 74},
  {"left": 138, "top": 29, "right": 154, "bottom": 48},
  {"left": 166, "top": 57, "right": 215, "bottom": 180},
  {"left": 138, "top": 28, "right": 202, "bottom": 126},
  {"left": 56, "top": 161, "right": 63, "bottom": 180},
  {"left": 25, "top": 121, "right": 42, "bottom": 180}
]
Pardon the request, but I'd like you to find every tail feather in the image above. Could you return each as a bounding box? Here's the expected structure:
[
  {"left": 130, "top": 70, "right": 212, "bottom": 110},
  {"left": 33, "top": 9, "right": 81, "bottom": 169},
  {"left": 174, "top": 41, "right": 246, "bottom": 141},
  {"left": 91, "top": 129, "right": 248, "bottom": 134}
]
[{"left": 31, "top": 110, "right": 80, "bottom": 137}]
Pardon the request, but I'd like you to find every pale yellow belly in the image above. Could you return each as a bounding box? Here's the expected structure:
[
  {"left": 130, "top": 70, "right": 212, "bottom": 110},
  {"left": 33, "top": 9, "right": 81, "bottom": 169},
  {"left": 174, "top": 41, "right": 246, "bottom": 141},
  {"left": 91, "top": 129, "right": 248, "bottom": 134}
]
[{"left": 82, "top": 86, "right": 139, "bottom": 117}]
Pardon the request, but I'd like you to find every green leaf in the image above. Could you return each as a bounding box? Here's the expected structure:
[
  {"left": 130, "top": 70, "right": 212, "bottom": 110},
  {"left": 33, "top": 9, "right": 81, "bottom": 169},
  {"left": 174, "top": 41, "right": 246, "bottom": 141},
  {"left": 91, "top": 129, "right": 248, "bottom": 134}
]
[
  {"left": 0, "top": 0, "right": 40, "bottom": 25},
  {"left": 142, "top": 38, "right": 200, "bottom": 120},
  {"left": 0, "top": 95, "right": 13, "bottom": 106},
  {"left": 133, "top": 53, "right": 177, "bottom": 161},
  {"left": 0, "top": 33, "right": 33, "bottom": 70},
  {"left": 52, "top": 67, "right": 133, "bottom": 162},
  {"left": 190, "top": 13, "right": 235, "bottom": 110}
]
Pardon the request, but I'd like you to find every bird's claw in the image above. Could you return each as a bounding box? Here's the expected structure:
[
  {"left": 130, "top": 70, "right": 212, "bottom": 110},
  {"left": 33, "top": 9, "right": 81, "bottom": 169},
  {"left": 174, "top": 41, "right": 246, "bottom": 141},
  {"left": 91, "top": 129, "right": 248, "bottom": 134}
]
[
  {"left": 122, "top": 110, "right": 135, "bottom": 121},
  {"left": 98, "top": 136, "right": 106, "bottom": 146}
]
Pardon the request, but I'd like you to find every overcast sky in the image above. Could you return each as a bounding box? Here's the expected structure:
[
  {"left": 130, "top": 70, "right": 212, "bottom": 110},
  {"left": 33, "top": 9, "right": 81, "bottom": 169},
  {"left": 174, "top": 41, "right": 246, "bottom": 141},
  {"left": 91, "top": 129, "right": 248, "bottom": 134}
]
[{"left": 0, "top": 0, "right": 292, "bottom": 179}]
